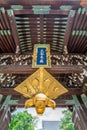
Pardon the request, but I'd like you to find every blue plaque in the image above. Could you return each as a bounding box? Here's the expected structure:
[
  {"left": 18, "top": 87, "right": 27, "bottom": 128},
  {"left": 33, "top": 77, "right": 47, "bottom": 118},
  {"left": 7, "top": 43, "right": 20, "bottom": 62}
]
[
  {"left": 37, "top": 48, "right": 47, "bottom": 65},
  {"left": 32, "top": 44, "right": 51, "bottom": 68}
]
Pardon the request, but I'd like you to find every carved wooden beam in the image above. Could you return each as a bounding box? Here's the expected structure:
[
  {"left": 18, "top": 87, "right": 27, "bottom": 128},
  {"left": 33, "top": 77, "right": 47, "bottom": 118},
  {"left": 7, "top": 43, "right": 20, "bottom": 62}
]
[
  {"left": 0, "top": 54, "right": 86, "bottom": 66},
  {"left": 0, "top": 65, "right": 83, "bottom": 74}
]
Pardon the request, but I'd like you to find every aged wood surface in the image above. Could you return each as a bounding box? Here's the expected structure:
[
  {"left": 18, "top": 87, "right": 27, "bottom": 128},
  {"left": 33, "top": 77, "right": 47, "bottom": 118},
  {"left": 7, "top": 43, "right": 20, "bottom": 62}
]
[
  {"left": 0, "top": 65, "right": 83, "bottom": 74},
  {"left": 72, "top": 94, "right": 87, "bottom": 130},
  {"left": 0, "top": 0, "right": 80, "bottom": 8},
  {"left": 0, "top": 88, "right": 83, "bottom": 96}
]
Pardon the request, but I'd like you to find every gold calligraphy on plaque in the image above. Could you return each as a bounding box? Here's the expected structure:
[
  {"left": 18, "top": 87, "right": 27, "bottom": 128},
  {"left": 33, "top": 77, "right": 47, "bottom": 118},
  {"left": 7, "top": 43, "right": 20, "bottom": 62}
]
[{"left": 32, "top": 44, "right": 51, "bottom": 68}]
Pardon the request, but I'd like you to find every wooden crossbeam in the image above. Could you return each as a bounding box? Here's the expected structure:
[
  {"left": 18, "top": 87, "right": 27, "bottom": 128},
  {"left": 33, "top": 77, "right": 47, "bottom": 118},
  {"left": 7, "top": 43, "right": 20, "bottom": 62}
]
[
  {"left": 0, "top": 88, "right": 83, "bottom": 96},
  {"left": 0, "top": 0, "right": 80, "bottom": 8},
  {"left": 14, "top": 9, "right": 69, "bottom": 15},
  {"left": 4, "top": 99, "right": 74, "bottom": 107},
  {"left": 0, "top": 65, "right": 83, "bottom": 74},
  {"left": 0, "top": 98, "right": 74, "bottom": 107},
  {"left": 0, "top": 88, "right": 83, "bottom": 107}
]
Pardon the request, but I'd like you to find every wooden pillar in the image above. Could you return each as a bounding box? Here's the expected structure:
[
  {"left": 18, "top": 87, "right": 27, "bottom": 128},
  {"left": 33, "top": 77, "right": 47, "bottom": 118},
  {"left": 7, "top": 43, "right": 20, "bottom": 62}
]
[
  {"left": 72, "top": 94, "right": 87, "bottom": 130},
  {"left": 0, "top": 95, "right": 18, "bottom": 130},
  {"left": 0, "top": 109, "right": 11, "bottom": 130}
]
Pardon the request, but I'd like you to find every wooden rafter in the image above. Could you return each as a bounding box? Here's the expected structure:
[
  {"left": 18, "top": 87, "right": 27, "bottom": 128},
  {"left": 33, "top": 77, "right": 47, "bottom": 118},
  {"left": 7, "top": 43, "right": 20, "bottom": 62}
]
[
  {"left": 68, "top": 8, "right": 87, "bottom": 53},
  {"left": 7, "top": 9, "right": 20, "bottom": 53},
  {"left": 40, "top": 15, "right": 44, "bottom": 43},
  {"left": 63, "top": 10, "right": 75, "bottom": 52},
  {"left": 0, "top": 8, "right": 15, "bottom": 52},
  {"left": 0, "top": 7, "right": 86, "bottom": 54}
]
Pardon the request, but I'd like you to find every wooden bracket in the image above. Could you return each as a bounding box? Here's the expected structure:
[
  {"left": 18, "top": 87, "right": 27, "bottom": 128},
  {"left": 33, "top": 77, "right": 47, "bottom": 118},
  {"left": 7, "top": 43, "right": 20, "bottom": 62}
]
[{"left": 0, "top": 95, "right": 18, "bottom": 110}]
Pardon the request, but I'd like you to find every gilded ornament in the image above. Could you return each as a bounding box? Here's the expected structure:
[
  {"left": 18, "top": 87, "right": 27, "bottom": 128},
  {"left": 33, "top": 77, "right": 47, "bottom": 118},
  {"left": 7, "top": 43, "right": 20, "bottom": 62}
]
[{"left": 14, "top": 67, "right": 68, "bottom": 114}]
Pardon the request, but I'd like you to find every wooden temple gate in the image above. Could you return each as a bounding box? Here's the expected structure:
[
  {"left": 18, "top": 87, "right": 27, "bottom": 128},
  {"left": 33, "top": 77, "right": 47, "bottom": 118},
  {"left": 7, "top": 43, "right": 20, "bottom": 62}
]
[{"left": 0, "top": 0, "right": 87, "bottom": 130}]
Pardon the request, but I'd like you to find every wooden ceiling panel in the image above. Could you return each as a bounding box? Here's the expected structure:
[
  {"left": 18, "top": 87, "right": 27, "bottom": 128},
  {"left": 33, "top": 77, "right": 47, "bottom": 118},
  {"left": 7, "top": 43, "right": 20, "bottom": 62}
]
[
  {"left": 0, "top": 8, "right": 16, "bottom": 53},
  {"left": 14, "top": 10, "right": 68, "bottom": 53},
  {"left": 0, "top": 2, "right": 87, "bottom": 54}
]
